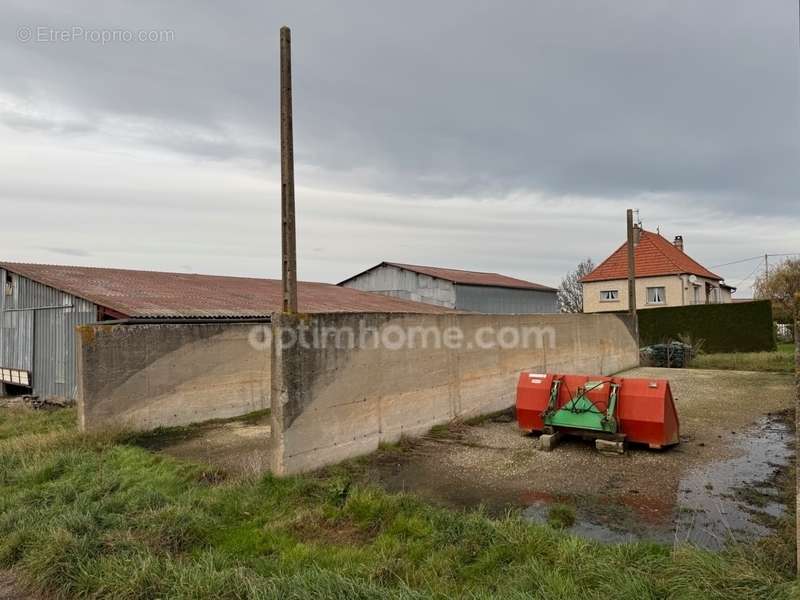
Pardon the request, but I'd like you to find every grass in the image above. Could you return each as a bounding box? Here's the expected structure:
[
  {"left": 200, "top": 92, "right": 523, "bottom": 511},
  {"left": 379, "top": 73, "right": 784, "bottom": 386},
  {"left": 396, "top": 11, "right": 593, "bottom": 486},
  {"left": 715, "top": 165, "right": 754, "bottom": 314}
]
[
  {"left": 690, "top": 343, "right": 795, "bottom": 373},
  {"left": 0, "top": 406, "right": 798, "bottom": 599},
  {"left": 126, "top": 409, "right": 272, "bottom": 451},
  {"left": 546, "top": 504, "right": 576, "bottom": 529}
]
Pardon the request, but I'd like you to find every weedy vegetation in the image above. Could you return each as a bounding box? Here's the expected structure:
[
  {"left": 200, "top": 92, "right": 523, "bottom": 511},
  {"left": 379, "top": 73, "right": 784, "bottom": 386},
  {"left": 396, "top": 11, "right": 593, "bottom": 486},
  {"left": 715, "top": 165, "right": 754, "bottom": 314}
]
[
  {"left": 546, "top": 504, "right": 576, "bottom": 530},
  {"left": 690, "top": 344, "right": 794, "bottom": 373},
  {"left": 0, "top": 405, "right": 797, "bottom": 599}
]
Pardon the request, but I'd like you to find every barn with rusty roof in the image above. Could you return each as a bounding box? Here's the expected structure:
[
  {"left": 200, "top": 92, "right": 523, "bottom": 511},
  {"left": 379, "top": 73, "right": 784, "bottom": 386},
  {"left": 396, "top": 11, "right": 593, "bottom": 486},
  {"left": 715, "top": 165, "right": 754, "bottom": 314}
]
[
  {"left": 0, "top": 262, "right": 451, "bottom": 401},
  {"left": 338, "top": 262, "right": 559, "bottom": 314}
]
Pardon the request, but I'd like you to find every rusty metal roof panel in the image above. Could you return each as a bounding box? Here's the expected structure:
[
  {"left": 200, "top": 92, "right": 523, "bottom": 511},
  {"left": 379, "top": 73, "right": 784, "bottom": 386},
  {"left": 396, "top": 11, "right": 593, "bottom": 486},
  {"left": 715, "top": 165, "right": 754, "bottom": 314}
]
[
  {"left": 340, "top": 262, "right": 557, "bottom": 291},
  {"left": 0, "top": 262, "right": 455, "bottom": 318}
]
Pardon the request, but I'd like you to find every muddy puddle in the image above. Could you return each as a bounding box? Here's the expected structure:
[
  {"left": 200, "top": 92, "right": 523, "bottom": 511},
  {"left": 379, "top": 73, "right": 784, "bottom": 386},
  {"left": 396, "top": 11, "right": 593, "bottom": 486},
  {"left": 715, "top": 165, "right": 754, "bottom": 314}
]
[
  {"left": 368, "top": 414, "right": 793, "bottom": 550},
  {"left": 672, "top": 415, "right": 793, "bottom": 548}
]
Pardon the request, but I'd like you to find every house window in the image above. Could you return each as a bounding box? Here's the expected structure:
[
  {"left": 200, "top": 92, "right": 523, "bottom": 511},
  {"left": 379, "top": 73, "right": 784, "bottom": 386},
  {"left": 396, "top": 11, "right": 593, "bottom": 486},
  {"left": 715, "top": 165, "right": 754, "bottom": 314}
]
[
  {"left": 709, "top": 287, "right": 719, "bottom": 303},
  {"left": 646, "top": 286, "right": 666, "bottom": 305},
  {"left": 4, "top": 274, "right": 12, "bottom": 297},
  {"left": 599, "top": 290, "right": 619, "bottom": 302}
]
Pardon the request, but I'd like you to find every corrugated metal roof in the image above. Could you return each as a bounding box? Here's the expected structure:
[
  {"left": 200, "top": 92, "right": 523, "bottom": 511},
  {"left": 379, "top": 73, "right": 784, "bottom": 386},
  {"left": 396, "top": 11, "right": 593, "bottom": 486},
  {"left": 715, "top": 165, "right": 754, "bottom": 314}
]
[
  {"left": 580, "top": 230, "right": 723, "bottom": 283},
  {"left": 0, "top": 262, "right": 455, "bottom": 318},
  {"left": 340, "top": 262, "right": 557, "bottom": 291}
]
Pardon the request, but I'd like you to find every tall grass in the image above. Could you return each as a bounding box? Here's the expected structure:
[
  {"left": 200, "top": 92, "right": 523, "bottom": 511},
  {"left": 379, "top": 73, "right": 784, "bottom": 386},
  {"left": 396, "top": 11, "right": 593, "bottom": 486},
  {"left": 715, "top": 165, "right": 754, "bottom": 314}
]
[
  {"left": 0, "top": 405, "right": 796, "bottom": 599},
  {"left": 690, "top": 350, "right": 794, "bottom": 373}
]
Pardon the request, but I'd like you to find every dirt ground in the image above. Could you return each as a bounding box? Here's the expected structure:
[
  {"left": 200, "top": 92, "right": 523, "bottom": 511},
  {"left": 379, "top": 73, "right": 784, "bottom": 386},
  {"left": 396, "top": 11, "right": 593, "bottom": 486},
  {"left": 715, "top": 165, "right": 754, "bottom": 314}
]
[
  {"left": 349, "top": 367, "right": 795, "bottom": 548},
  {"left": 0, "top": 572, "right": 39, "bottom": 600},
  {"left": 144, "top": 415, "right": 272, "bottom": 477}
]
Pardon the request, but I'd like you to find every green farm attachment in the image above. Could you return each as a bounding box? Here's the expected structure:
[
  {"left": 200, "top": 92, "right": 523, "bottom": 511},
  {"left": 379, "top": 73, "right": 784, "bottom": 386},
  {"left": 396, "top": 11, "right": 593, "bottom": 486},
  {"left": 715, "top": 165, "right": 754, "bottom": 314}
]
[{"left": 543, "top": 380, "right": 620, "bottom": 435}]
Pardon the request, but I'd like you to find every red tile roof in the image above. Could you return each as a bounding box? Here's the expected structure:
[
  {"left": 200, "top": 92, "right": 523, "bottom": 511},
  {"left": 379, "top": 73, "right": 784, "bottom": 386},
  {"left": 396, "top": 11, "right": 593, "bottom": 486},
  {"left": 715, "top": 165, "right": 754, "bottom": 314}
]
[
  {"left": 0, "top": 262, "right": 454, "bottom": 318},
  {"left": 580, "top": 231, "right": 722, "bottom": 283},
  {"left": 340, "top": 262, "right": 556, "bottom": 291}
]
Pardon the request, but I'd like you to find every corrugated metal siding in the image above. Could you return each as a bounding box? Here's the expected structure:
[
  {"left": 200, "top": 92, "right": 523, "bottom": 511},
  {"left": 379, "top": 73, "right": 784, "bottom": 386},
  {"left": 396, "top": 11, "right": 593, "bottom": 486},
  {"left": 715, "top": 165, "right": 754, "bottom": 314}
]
[
  {"left": 0, "top": 269, "right": 97, "bottom": 399},
  {"left": 340, "top": 265, "right": 457, "bottom": 308},
  {"left": 454, "top": 284, "right": 559, "bottom": 314},
  {"left": 1, "top": 271, "right": 34, "bottom": 372}
]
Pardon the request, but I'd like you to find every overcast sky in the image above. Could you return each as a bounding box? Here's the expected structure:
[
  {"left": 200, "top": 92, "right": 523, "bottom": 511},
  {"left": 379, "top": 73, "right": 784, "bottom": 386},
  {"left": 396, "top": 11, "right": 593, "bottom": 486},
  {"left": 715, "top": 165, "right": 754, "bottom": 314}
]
[{"left": 1, "top": 1, "right": 798, "bottom": 295}]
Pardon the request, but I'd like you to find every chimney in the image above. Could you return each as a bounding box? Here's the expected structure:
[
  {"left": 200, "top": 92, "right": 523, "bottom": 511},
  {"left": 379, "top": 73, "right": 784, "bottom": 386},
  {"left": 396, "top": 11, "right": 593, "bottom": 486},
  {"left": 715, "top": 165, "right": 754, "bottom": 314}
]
[
  {"left": 633, "top": 223, "right": 641, "bottom": 245},
  {"left": 673, "top": 235, "right": 684, "bottom": 252}
]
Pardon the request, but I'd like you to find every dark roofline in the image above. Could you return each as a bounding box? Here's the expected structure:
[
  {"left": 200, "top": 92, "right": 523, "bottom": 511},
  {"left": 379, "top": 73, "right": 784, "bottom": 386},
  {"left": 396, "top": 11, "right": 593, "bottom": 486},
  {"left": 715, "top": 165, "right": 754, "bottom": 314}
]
[
  {"left": 582, "top": 272, "right": 727, "bottom": 284},
  {"left": 337, "top": 261, "right": 391, "bottom": 286},
  {"left": 451, "top": 281, "right": 557, "bottom": 292},
  {"left": 338, "top": 261, "right": 557, "bottom": 292}
]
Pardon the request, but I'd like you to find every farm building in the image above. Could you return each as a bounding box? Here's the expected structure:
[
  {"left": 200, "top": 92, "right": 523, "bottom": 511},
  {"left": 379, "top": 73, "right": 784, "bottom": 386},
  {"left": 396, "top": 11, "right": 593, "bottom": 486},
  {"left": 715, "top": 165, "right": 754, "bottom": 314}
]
[
  {"left": 0, "top": 262, "right": 450, "bottom": 401},
  {"left": 339, "top": 262, "right": 559, "bottom": 314}
]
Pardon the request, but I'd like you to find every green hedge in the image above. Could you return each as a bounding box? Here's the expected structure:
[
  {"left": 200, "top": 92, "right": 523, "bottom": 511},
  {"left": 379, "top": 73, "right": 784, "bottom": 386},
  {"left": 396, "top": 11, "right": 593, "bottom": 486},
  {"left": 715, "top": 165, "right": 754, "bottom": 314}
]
[{"left": 637, "top": 300, "right": 775, "bottom": 353}]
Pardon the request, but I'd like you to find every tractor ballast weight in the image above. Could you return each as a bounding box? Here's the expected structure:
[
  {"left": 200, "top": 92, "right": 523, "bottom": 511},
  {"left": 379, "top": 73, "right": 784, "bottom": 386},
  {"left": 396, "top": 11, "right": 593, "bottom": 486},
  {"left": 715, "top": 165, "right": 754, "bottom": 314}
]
[{"left": 516, "top": 373, "right": 679, "bottom": 450}]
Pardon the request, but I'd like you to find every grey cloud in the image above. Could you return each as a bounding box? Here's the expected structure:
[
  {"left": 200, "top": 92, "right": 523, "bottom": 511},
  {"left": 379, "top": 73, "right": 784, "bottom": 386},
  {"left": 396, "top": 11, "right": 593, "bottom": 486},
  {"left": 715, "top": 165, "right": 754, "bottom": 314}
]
[
  {"left": 0, "top": 111, "right": 95, "bottom": 135},
  {"left": 41, "top": 247, "right": 90, "bottom": 257},
  {"left": 0, "top": 0, "right": 796, "bottom": 215}
]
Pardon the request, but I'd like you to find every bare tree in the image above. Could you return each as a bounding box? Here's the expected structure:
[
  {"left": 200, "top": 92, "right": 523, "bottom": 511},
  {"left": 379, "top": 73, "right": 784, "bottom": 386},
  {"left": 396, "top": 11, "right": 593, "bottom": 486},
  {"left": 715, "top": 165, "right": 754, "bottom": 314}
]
[
  {"left": 754, "top": 258, "right": 800, "bottom": 324},
  {"left": 754, "top": 258, "right": 800, "bottom": 574},
  {"left": 558, "top": 258, "right": 595, "bottom": 313}
]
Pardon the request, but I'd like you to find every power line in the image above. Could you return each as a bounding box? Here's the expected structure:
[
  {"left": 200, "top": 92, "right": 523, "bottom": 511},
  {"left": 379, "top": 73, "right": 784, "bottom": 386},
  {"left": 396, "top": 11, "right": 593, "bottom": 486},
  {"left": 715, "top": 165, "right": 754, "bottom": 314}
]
[
  {"left": 730, "top": 263, "right": 763, "bottom": 289},
  {"left": 711, "top": 253, "right": 800, "bottom": 270},
  {"left": 710, "top": 255, "right": 762, "bottom": 269}
]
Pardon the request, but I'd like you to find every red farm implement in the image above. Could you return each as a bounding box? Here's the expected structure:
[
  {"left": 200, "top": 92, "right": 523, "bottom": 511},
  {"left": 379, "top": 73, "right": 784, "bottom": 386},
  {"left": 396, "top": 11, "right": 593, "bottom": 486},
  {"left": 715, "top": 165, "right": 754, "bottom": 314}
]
[{"left": 516, "top": 372, "right": 680, "bottom": 454}]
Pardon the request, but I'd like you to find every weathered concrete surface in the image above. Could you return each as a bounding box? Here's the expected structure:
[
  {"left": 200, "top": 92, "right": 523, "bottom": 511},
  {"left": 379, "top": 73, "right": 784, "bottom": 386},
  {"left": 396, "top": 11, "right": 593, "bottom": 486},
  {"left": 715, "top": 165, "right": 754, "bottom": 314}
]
[
  {"left": 271, "top": 312, "right": 638, "bottom": 474},
  {"left": 77, "top": 323, "right": 269, "bottom": 431}
]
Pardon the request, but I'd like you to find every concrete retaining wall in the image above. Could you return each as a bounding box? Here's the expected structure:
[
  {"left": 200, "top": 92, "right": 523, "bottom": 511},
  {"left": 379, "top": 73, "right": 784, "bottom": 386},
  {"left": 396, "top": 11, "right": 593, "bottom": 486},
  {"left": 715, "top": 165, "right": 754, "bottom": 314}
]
[
  {"left": 270, "top": 312, "right": 638, "bottom": 474},
  {"left": 77, "top": 322, "right": 270, "bottom": 431}
]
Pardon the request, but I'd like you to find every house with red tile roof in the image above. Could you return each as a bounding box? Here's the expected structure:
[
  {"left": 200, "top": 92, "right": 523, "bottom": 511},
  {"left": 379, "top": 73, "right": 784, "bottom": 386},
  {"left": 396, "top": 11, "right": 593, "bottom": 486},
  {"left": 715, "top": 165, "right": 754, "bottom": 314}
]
[{"left": 580, "top": 230, "right": 735, "bottom": 313}]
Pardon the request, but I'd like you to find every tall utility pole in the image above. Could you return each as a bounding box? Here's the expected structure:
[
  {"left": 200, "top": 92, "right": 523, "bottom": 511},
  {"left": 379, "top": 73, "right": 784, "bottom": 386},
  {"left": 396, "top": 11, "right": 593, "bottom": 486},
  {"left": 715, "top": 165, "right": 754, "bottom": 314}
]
[
  {"left": 626, "top": 209, "right": 637, "bottom": 317},
  {"left": 764, "top": 253, "right": 769, "bottom": 278},
  {"left": 280, "top": 26, "right": 298, "bottom": 314},
  {"left": 626, "top": 209, "right": 639, "bottom": 346}
]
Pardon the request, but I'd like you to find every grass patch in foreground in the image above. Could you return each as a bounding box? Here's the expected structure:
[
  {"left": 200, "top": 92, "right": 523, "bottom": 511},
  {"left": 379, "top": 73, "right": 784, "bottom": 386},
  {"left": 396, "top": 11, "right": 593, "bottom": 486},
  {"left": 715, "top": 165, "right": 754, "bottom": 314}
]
[
  {"left": 546, "top": 504, "right": 576, "bottom": 529},
  {"left": 0, "top": 404, "right": 75, "bottom": 440},
  {"left": 690, "top": 349, "right": 794, "bottom": 373},
  {"left": 0, "top": 405, "right": 797, "bottom": 599}
]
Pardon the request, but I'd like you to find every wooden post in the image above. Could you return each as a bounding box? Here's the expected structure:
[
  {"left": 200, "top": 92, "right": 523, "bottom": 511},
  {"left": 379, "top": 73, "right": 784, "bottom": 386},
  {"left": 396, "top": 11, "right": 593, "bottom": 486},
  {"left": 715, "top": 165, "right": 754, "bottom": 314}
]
[
  {"left": 626, "top": 209, "right": 637, "bottom": 315},
  {"left": 795, "top": 296, "right": 799, "bottom": 576},
  {"left": 280, "top": 26, "right": 298, "bottom": 314},
  {"left": 626, "top": 209, "right": 639, "bottom": 344}
]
